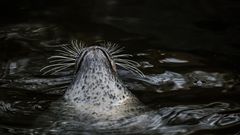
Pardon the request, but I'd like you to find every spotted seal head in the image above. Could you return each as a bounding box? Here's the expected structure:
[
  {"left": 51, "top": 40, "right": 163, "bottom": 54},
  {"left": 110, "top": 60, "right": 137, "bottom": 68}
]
[{"left": 41, "top": 41, "right": 145, "bottom": 119}]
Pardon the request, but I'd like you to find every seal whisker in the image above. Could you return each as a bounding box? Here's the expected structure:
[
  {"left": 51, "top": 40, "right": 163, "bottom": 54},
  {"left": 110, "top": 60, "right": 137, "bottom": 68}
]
[
  {"left": 48, "top": 56, "right": 76, "bottom": 61},
  {"left": 41, "top": 40, "right": 87, "bottom": 75},
  {"left": 109, "top": 47, "right": 124, "bottom": 55},
  {"left": 62, "top": 46, "right": 78, "bottom": 56},
  {"left": 41, "top": 63, "right": 74, "bottom": 72},
  {"left": 72, "top": 41, "right": 80, "bottom": 53},
  {"left": 114, "top": 59, "right": 140, "bottom": 66},
  {"left": 56, "top": 50, "right": 76, "bottom": 57},
  {"left": 71, "top": 40, "right": 76, "bottom": 47},
  {"left": 42, "top": 64, "right": 74, "bottom": 75},
  {"left": 41, "top": 40, "right": 144, "bottom": 77},
  {"left": 70, "top": 40, "right": 80, "bottom": 54},
  {"left": 115, "top": 62, "right": 139, "bottom": 70},
  {"left": 49, "top": 59, "right": 75, "bottom": 63},
  {"left": 109, "top": 46, "right": 124, "bottom": 55},
  {"left": 99, "top": 41, "right": 125, "bottom": 57},
  {"left": 70, "top": 40, "right": 85, "bottom": 55},
  {"left": 116, "top": 63, "right": 144, "bottom": 77},
  {"left": 42, "top": 66, "right": 65, "bottom": 75},
  {"left": 98, "top": 41, "right": 144, "bottom": 77},
  {"left": 57, "top": 53, "right": 76, "bottom": 58},
  {"left": 48, "top": 60, "right": 75, "bottom": 65},
  {"left": 42, "top": 63, "right": 75, "bottom": 68},
  {"left": 50, "top": 64, "right": 74, "bottom": 75},
  {"left": 103, "top": 42, "right": 123, "bottom": 54},
  {"left": 112, "top": 54, "right": 133, "bottom": 58},
  {"left": 74, "top": 40, "right": 82, "bottom": 53}
]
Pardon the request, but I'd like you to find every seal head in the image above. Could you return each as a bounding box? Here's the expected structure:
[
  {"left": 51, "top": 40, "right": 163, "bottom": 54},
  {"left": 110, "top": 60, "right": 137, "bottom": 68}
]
[{"left": 41, "top": 41, "right": 144, "bottom": 119}]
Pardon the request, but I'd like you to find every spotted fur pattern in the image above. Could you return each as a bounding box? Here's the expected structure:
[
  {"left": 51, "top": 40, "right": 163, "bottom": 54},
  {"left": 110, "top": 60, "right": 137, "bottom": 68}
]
[{"left": 64, "top": 46, "right": 143, "bottom": 119}]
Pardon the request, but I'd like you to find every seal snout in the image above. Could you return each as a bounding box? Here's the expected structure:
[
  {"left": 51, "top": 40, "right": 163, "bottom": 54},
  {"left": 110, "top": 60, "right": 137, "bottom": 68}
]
[
  {"left": 87, "top": 46, "right": 105, "bottom": 56},
  {"left": 76, "top": 46, "right": 115, "bottom": 74},
  {"left": 83, "top": 46, "right": 110, "bottom": 61}
]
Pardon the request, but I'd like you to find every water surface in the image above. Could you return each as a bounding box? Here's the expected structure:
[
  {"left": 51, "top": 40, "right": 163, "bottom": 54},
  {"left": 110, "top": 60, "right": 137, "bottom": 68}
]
[{"left": 0, "top": 1, "right": 240, "bottom": 134}]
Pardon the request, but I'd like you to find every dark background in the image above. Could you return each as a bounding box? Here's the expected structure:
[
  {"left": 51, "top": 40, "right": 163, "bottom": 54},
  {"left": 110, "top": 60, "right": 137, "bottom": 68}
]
[
  {"left": 1, "top": 0, "right": 240, "bottom": 71},
  {"left": 0, "top": 1, "right": 240, "bottom": 134}
]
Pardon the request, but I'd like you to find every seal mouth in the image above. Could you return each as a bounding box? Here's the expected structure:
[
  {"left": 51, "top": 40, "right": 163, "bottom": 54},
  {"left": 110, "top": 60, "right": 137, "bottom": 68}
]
[{"left": 40, "top": 40, "right": 144, "bottom": 77}]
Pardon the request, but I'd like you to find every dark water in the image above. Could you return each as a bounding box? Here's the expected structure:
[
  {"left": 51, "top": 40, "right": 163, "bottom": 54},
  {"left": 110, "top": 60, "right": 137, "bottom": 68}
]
[{"left": 0, "top": 0, "right": 240, "bottom": 135}]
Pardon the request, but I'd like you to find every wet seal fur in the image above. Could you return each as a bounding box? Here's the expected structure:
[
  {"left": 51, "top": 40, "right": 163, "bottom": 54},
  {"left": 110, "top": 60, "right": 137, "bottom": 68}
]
[{"left": 41, "top": 41, "right": 146, "bottom": 120}]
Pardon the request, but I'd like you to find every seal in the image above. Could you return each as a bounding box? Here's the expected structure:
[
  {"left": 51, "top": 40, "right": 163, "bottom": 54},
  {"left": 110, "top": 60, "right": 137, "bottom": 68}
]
[
  {"left": 41, "top": 41, "right": 145, "bottom": 120},
  {"left": 38, "top": 41, "right": 240, "bottom": 135}
]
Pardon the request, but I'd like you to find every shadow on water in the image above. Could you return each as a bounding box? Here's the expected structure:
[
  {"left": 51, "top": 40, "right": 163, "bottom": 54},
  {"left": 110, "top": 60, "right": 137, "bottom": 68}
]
[{"left": 0, "top": 0, "right": 240, "bottom": 135}]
